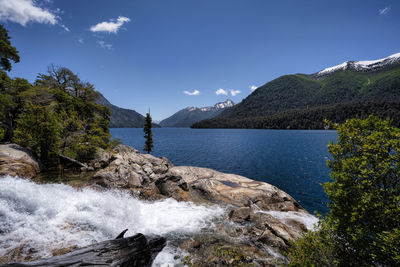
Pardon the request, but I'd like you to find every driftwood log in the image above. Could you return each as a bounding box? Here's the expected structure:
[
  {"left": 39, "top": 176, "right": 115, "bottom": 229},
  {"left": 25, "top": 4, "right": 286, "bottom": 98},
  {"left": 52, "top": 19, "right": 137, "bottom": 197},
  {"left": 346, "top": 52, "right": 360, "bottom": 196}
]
[
  {"left": 2, "top": 233, "right": 166, "bottom": 267},
  {"left": 57, "top": 154, "right": 87, "bottom": 170}
]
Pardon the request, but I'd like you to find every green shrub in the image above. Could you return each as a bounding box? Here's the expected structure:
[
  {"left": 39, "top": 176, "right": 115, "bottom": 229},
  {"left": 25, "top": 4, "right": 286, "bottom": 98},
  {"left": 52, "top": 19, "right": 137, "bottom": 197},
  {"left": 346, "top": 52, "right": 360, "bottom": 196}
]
[{"left": 288, "top": 116, "right": 400, "bottom": 266}]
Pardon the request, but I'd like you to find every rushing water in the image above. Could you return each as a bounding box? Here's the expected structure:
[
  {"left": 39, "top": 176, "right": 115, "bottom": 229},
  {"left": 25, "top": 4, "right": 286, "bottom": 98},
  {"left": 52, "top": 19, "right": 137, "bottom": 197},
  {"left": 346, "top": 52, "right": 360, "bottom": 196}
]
[
  {"left": 0, "top": 176, "right": 318, "bottom": 266},
  {"left": 111, "top": 128, "right": 337, "bottom": 214},
  {"left": 0, "top": 176, "right": 224, "bottom": 266}
]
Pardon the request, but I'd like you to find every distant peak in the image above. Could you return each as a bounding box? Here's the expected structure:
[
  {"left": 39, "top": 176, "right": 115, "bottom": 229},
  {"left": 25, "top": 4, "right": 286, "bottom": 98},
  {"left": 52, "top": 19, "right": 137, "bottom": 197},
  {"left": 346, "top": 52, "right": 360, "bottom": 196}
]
[
  {"left": 213, "top": 99, "right": 235, "bottom": 109},
  {"left": 184, "top": 100, "right": 234, "bottom": 112},
  {"left": 185, "top": 106, "right": 198, "bottom": 112},
  {"left": 317, "top": 52, "right": 400, "bottom": 76}
]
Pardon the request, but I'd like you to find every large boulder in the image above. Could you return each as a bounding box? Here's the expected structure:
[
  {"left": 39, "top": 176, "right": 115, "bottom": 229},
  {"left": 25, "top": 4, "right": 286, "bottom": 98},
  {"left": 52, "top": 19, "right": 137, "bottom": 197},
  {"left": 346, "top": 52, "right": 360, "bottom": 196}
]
[
  {"left": 0, "top": 144, "right": 40, "bottom": 179},
  {"left": 93, "top": 145, "right": 173, "bottom": 191},
  {"left": 167, "top": 166, "right": 303, "bottom": 212}
]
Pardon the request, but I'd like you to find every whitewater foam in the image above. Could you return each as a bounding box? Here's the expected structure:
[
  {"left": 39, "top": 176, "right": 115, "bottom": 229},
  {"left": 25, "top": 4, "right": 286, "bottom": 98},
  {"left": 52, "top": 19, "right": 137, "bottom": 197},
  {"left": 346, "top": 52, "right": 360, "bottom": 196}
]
[
  {"left": 266, "top": 210, "right": 318, "bottom": 230},
  {"left": 0, "top": 175, "right": 224, "bottom": 262}
]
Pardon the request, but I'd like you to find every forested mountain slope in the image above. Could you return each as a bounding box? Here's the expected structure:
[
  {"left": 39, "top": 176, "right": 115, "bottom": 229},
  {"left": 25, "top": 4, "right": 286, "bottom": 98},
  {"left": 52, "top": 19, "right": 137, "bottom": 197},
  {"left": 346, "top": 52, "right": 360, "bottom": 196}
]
[{"left": 192, "top": 53, "right": 400, "bottom": 129}]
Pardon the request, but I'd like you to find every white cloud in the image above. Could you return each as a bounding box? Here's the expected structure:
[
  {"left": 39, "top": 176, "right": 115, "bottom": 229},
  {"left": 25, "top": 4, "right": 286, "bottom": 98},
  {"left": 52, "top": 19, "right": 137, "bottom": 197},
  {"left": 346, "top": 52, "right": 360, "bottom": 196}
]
[
  {"left": 250, "top": 85, "right": 258, "bottom": 92},
  {"left": 184, "top": 90, "right": 200, "bottom": 96},
  {"left": 379, "top": 6, "right": 391, "bottom": 15},
  {"left": 90, "top": 16, "right": 130, "bottom": 34},
  {"left": 0, "top": 0, "right": 57, "bottom": 26},
  {"left": 78, "top": 38, "right": 84, "bottom": 44},
  {"left": 216, "top": 88, "right": 228, "bottom": 95},
  {"left": 60, "top": 24, "right": 70, "bottom": 32},
  {"left": 230, "top": 89, "right": 241, "bottom": 96},
  {"left": 97, "top": 40, "right": 112, "bottom": 50}
]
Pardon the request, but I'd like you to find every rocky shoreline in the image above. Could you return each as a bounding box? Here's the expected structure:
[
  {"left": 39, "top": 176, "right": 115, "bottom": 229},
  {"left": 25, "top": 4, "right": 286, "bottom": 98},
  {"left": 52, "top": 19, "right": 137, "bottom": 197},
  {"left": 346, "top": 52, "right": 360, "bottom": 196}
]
[{"left": 0, "top": 143, "right": 316, "bottom": 266}]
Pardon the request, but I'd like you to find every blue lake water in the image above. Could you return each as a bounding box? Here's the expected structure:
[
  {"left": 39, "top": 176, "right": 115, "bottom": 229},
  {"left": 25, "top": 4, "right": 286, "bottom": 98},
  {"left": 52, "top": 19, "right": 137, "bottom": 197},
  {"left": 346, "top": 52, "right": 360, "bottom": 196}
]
[{"left": 110, "top": 128, "right": 337, "bottom": 214}]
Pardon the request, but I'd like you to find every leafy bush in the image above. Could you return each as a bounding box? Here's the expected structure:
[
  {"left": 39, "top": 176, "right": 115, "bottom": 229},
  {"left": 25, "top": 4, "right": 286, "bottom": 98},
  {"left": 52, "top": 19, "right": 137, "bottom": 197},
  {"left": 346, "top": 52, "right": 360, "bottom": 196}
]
[
  {"left": 288, "top": 220, "right": 338, "bottom": 267},
  {"left": 288, "top": 116, "right": 400, "bottom": 266}
]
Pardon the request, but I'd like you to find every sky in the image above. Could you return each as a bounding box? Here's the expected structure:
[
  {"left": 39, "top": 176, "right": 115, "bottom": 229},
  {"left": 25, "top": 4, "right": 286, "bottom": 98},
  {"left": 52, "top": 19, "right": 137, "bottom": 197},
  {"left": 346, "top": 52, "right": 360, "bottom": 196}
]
[{"left": 1, "top": 0, "right": 399, "bottom": 121}]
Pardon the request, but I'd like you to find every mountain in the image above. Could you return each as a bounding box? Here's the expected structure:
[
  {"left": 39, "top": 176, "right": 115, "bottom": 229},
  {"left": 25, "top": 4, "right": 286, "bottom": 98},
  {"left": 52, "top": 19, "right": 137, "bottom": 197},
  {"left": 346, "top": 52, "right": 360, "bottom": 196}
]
[
  {"left": 160, "top": 100, "right": 234, "bottom": 127},
  {"left": 96, "top": 93, "right": 147, "bottom": 128},
  {"left": 192, "top": 52, "right": 400, "bottom": 129}
]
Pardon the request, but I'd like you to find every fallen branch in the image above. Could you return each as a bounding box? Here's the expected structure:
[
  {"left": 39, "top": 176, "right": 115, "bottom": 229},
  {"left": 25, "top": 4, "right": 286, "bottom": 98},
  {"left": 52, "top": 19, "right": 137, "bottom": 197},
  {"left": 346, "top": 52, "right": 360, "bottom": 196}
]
[{"left": 2, "top": 233, "right": 166, "bottom": 267}]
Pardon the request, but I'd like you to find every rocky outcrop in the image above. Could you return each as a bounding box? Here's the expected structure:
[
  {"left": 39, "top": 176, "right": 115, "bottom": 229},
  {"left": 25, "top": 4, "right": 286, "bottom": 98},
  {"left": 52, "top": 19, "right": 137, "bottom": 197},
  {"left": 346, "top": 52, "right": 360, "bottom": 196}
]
[
  {"left": 91, "top": 144, "right": 315, "bottom": 265},
  {"left": 92, "top": 145, "right": 173, "bottom": 200},
  {"left": 0, "top": 144, "right": 40, "bottom": 179},
  {"left": 168, "top": 166, "right": 303, "bottom": 211},
  {"left": 0, "top": 143, "right": 315, "bottom": 265}
]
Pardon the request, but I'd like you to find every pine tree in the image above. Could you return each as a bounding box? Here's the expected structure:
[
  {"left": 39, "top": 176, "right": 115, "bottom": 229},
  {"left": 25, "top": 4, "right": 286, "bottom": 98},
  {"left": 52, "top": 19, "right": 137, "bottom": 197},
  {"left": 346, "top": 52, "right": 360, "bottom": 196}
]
[
  {"left": 143, "top": 112, "right": 153, "bottom": 153},
  {"left": 0, "top": 25, "right": 20, "bottom": 71}
]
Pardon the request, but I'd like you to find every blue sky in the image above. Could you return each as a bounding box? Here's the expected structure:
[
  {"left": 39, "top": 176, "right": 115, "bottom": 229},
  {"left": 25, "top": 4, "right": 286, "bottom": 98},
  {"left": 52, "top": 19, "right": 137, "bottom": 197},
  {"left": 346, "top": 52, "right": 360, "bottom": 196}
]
[{"left": 1, "top": 0, "right": 399, "bottom": 120}]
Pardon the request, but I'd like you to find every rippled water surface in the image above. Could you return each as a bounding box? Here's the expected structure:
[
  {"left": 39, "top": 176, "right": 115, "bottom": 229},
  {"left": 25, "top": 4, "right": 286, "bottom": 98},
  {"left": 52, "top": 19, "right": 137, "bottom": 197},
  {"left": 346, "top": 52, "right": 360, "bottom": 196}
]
[{"left": 111, "top": 128, "right": 337, "bottom": 214}]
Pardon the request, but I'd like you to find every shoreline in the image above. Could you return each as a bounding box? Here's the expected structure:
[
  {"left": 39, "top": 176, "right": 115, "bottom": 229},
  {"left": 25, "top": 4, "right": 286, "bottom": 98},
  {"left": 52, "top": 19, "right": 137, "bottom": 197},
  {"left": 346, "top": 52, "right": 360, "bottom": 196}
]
[{"left": 0, "top": 143, "right": 317, "bottom": 266}]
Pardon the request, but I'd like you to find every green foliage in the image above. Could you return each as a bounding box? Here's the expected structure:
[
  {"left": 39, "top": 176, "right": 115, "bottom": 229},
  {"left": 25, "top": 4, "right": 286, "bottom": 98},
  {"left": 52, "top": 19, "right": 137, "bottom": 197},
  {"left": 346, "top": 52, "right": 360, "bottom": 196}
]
[
  {"left": 1, "top": 63, "right": 110, "bottom": 164},
  {"left": 193, "top": 65, "right": 400, "bottom": 129},
  {"left": 0, "top": 25, "right": 20, "bottom": 71},
  {"left": 13, "top": 103, "right": 61, "bottom": 161},
  {"left": 193, "top": 101, "right": 400, "bottom": 129},
  {"left": 287, "top": 219, "right": 338, "bottom": 267},
  {"left": 0, "top": 71, "right": 33, "bottom": 141},
  {"left": 143, "top": 112, "right": 153, "bottom": 153},
  {"left": 288, "top": 116, "right": 400, "bottom": 266},
  {"left": 0, "top": 126, "right": 6, "bottom": 140},
  {"left": 180, "top": 247, "right": 253, "bottom": 267},
  {"left": 211, "top": 246, "right": 253, "bottom": 267},
  {"left": 324, "top": 115, "right": 400, "bottom": 265},
  {"left": 0, "top": 24, "right": 109, "bottom": 164},
  {"left": 181, "top": 255, "right": 194, "bottom": 267},
  {"left": 376, "top": 228, "right": 400, "bottom": 263}
]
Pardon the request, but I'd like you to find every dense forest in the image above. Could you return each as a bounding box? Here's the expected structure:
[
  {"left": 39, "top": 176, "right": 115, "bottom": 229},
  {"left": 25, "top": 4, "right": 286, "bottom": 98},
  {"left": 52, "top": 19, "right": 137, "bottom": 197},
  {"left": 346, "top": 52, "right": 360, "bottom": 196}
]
[
  {"left": 0, "top": 25, "right": 111, "bottom": 164},
  {"left": 193, "top": 62, "right": 400, "bottom": 129}
]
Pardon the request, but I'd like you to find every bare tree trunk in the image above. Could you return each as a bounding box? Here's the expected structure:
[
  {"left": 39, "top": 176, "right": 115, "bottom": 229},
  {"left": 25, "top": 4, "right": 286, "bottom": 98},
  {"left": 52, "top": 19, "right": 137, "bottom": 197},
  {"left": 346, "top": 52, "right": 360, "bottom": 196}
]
[{"left": 2, "top": 233, "right": 166, "bottom": 267}]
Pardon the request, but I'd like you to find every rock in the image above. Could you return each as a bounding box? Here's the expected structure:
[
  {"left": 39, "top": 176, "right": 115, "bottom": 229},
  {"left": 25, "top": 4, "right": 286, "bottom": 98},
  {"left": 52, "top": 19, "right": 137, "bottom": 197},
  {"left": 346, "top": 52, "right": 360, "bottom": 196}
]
[
  {"left": 93, "top": 145, "right": 171, "bottom": 189},
  {"left": 18, "top": 143, "right": 310, "bottom": 266},
  {"left": 155, "top": 175, "right": 191, "bottom": 201},
  {"left": 168, "top": 166, "right": 304, "bottom": 212},
  {"left": 229, "top": 207, "right": 251, "bottom": 223},
  {"left": 90, "top": 148, "right": 114, "bottom": 170},
  {"left": 0, "top": 144, "right": 40, "bottom": 179},
  {"left": 258, "top": 228, "right": 286, "bottom": 248}
]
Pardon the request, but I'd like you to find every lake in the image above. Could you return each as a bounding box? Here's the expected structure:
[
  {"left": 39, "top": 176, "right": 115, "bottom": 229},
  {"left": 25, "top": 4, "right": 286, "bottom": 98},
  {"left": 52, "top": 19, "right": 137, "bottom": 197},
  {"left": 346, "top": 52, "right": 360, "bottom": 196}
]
[{"left": 110, "top": 128, "right": 337, "bottom": 214}]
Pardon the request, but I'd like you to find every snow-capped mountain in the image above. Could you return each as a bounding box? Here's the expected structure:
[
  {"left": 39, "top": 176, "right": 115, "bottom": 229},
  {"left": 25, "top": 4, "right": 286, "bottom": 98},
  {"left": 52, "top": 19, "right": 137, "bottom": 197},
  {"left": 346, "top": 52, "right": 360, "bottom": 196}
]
[
  {"left": 160, "top": 100, "right": 234, "bottom": 127},
  {"left": 317, "top": 52, "right": 400, "bottom": 77},
  {"left": 200, "top": 99, "right": 235, "bottom": 111}
]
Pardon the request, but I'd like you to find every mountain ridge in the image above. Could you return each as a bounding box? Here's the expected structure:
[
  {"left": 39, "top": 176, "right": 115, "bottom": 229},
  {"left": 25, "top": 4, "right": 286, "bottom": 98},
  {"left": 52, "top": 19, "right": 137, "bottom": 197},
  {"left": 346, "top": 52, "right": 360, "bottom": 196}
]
[
  {"left": 315, "top": 52, "right": 400, "bottom": 77},
  {"left": 160, "top": 99, "right": 234, "bottom": 127},
  {"left": 192, "top": 52, "right": 400, "bottom": 129},
  {"left": 95, "top": 93, "right": 151, "bottom": 128}
]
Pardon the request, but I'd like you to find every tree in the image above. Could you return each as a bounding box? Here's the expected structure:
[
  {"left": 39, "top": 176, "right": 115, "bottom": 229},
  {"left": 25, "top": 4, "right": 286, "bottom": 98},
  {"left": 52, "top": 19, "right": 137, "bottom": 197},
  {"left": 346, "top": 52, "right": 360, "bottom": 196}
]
[
  {"left": 0, "top": 25, "right": 20, "bottom": 71},
  {"left": 13, "top": 103, "right": 61, "bottom": 161},
  {"left": 143, "top": 112, "right": 153, "bottom": 153},
  {"left": 324, "top": 115, "right": 400, "bottom": 265},
  {"left": 288, "top": 116, "right": 400, "bottom": 266},
  {"left": 0, "top": 71, "right": 33, "bottom": 141}
]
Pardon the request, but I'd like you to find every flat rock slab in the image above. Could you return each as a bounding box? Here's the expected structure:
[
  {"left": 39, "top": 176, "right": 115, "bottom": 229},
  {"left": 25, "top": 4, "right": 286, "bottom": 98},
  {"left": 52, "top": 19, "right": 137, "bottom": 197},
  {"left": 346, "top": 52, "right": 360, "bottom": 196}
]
[{"left": 169, "top": 166, "right": 304, "bottom": 212}]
